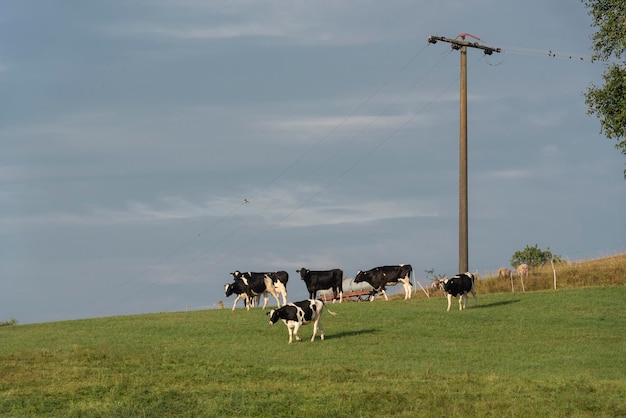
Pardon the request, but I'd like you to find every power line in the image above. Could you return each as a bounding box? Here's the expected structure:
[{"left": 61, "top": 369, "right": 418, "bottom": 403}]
[{"left": 500, "top": 45, "right": 591, "bottom": 61}]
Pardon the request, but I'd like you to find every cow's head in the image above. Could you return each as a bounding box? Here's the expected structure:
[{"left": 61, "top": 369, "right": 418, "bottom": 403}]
[
  {"left": 267, "top": 309, "right": 280, "bottom": 325},
  {"left": 224, "top": 283, "right": 234, "bottom": 297},
  {"left": 353, "top": 270, "right": 367, "bottom": 283},
  {"left": 296, "top": 268, "right": 309, "bottom": 279},
  {"left": 431, "top": 278, "right": 448, "bottom": 290},
  {"left": 230, "top": 270, "right": 242, "bottom": 278}
]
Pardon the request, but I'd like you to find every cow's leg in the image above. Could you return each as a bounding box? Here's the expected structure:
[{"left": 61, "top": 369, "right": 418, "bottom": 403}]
[
  {"left": 263, "top": 277, "right": 282, "bottom": 308},
  {"left": 274, "top": 282, "right": 287, "bottom": 306},
  {"left": 311, "top": 319, "right": 319, "bottom": 342},
  {"left": 314, "top": 320, "right": 324, "bottom": 341},
  {"left": 271, "top": 290, "right": 281, "bottom": 308},
  {"left": 459, "top": 294, "right": 465, "bottom": 310},
  {"left": 245, "top": 294, "right": 254, "bottom": 310},
  {"left": 381, "top": 289, "right": 389, "bottom": 301},
  {"left": 261, "top": 293, "right": 269, "bottom": 310},
  {"left": 446, "top": 294, "right": 452, "bottom": 311},
  {"left": 293, "top": 322, "right": 302, "bottom": 342},
  {"left": 398, "top": 279, "right": 406, "bottom": 299},
  {"left": 287, "top": 326, "right": 294, "bottom": 344},
  {"left": 400, "top": 279, "right": 411, "bottom": 299},
  {"left": 471, "top": 288, "right": 477, "bottom": 307}
]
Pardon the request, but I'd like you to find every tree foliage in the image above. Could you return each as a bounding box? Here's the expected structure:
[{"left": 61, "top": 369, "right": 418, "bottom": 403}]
[
  {"left": 582, "top": 0, "right": 626, "bottom": 177},
  {"left": 510, "top": 244, "right": 560, "bottom": 270}
]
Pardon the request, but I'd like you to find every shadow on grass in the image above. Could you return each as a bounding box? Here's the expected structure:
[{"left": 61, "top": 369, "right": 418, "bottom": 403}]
[
  {"left": 325, "top": 328, "right": 379, "bottom": 340},
  {"left": 474, "top": 299, "right": 521, "bottom": 309}
]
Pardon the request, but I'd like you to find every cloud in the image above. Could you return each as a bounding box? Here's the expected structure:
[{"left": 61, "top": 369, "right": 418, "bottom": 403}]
[{"left": 480, "top": 169, "right": 535, "bottom": 181}]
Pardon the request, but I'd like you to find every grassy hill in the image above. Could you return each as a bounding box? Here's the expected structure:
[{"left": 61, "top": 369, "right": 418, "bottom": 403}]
[
  {"left": 1, "top": 255, "right": 625, "bottom": 417},
  {"left": 477, "top": 252, "right": 626, "bottom": 294},
  {"left": 403, "top": 252, "right": 626, "bottom": 299}
]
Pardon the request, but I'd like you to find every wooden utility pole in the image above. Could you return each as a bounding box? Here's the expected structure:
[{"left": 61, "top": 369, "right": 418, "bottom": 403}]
[{"left": 427, "top": 34, "right": 501, "bottom": 274}]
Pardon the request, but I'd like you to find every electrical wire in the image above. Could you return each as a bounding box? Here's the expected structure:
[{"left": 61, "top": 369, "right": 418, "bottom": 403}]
[{"left": 500, "top": 45, "right": 591, "bottom": 61}]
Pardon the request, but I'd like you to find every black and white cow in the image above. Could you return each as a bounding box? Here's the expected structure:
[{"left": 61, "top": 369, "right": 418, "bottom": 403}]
[
  {"left": 354, "top": 264, "right": 413, "bottom": 301},
  {"left": 296, "top": 268, "right": 343, "bottom": 302},
  {"left": 228, "top": 270, "right": 283, "bottom": 310},
  {"left": 434, "top": 272, "right": 477, "bottom": 311},
  {"left": 265, "top": 271, "right": 289, "bottom": 306},
  {"left": 224, "top": 279, "right": 252, "bottom": 311},
  {"left": 267, "top": 299, "right": 336, "bottom": 344}
]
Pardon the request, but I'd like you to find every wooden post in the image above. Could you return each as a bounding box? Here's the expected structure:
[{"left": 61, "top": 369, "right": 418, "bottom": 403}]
[
  {"left": 459, "top": 44, "right": 468, "bottom": 274},
  {"left": 427, "top": 34, "right": 501, "bottom": 274}
]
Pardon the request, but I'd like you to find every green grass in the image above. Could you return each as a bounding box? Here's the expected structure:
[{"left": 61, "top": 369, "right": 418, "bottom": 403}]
[{"left": 1, "top": 286, "right": 625, "bottom": 417}]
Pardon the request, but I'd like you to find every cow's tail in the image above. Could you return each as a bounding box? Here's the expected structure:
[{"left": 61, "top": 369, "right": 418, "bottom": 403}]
[{"left": 318, "top": 299, "right": 337, "bottom": 316}]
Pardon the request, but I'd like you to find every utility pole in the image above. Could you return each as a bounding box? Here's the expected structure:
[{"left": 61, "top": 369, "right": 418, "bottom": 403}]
[{"left": 427, "top": 33, "right": 501, "bottom": 274}]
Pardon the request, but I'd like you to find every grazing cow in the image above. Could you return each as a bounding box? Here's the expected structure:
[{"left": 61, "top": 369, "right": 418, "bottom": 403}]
[
  {"left": 229, "top": 270, "right": 283, "bottom": 310},
  {"left": 353, "top": 264, "right": 413, "bottom": 301},
  {"left": 434, "top": 272, "right": 477, "bottom": 311},
  {"left": 297, "top": 268, "right": 343, "bottom": 302},
  {"left": 497, "top": 268, "right": 512, "bottom": 279},
  {"left": 267, "top": 299, "right": 336, "bottom": 344}
]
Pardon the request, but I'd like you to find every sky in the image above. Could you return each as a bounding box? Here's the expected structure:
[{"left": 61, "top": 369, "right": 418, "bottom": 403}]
[{"left": 2, "top": 1, "right": 624, "bottom": 324}]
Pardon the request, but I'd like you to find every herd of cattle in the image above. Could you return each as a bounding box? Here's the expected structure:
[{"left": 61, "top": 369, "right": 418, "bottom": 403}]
[{"left": 224, "top": 264, "right": 480, "bottom": 343}]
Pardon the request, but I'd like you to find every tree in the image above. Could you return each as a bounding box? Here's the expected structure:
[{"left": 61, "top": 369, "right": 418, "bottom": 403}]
[
  {"left": 582, "top": 0, "right": 626, "bottom": 177},
  {"left": 510, "top": 244, "right": 559, "bottom": 270}
]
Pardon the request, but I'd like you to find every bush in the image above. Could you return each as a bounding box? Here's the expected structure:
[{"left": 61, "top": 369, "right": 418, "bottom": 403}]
[{"left": 510, "top": 244, "right": 561, "bottom": 270}]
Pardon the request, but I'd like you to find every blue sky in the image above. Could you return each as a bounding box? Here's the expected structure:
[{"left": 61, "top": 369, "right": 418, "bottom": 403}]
[{"left": 2, "top": 1, "right": 624, "bottom": 324}]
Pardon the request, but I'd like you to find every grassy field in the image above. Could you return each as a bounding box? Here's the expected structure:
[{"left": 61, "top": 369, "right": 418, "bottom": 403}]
[{"left": 1, "top": 257, "right": 626, "bottom": 417}]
